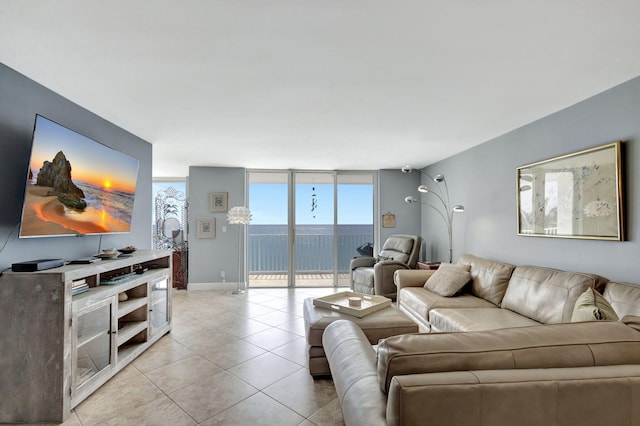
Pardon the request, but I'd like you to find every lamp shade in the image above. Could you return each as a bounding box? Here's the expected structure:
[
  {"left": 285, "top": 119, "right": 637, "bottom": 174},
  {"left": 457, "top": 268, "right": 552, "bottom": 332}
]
[{"left": 227, "top": 206, "right": 252, "bottom": 224}]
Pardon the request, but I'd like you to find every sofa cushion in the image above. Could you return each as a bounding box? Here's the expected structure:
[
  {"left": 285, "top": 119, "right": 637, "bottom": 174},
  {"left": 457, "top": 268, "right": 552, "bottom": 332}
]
[
  {"left": 571, "top": 288, "right": 619, "bottom": 322},
  {"left": 424, "top": 263, "right": 471, "bottom": 297},
  {"left": 399, "top": 287, "right": 497, "bottom": 324},
  {"left": 603, "top": 281, "right": 640, "bottom": 317},
  {"left": 459, "top": 254, "right": 515, "bottom": 306},
  {"left": 377, "top": 321, "right": 640, "bottom": 393},
  {"left": 429, "top": 308, "right": 540, "bottom": 332},
  {"left": 501, "top": 266, "right": 606, "bottom": 324}
]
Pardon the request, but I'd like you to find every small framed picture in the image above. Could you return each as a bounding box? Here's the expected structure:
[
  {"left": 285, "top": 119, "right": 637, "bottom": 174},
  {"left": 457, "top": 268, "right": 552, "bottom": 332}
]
[
  {"left": 209, "top": 192, "right": 228, "bottom": 212},
  {"left": 382, "top": 213, "right": 396, "bottom": 228},
  {"left": 196, "top": 217, "right": 216, "bottom": 238}
]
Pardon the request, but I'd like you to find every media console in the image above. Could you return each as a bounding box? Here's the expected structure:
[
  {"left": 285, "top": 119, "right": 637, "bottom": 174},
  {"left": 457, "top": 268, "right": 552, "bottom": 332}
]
[{"left": 0, "top": 250, "right": 173, "bottom": 423}]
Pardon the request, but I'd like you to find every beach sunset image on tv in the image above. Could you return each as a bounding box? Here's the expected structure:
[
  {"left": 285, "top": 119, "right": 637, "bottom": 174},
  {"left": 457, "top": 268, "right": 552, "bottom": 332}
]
[{"left": 19, "top": 115, "right": 139, "bottom": 237}]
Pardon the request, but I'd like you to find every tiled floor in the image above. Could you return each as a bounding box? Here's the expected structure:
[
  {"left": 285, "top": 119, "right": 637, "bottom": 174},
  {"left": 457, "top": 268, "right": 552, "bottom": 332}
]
[{"left": 58, "top": 287, "right": 346, "bottom": 426}]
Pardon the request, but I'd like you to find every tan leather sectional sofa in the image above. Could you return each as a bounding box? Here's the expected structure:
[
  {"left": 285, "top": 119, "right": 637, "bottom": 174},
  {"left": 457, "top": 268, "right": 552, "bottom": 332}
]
[
  {"left": 323, "top": 254, "right": 640, "bottom": 426},
  {"left": 397, "top": 253, "right": 640, "bottom": 332}
]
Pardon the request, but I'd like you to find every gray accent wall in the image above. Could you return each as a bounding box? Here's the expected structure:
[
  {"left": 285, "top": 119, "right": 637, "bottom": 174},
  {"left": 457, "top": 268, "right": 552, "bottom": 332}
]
[
  {"left": 187, "top": 166, "right": 246, "bottom": 285},
  {"left": 378, "top": 169, "right": 422, "bottom": 254},
  {"left": 423, "top": 75, "right": 640, "bottom": 283},
  {"left": 0, "top": 64, "right": 153, "bottom": 270}
]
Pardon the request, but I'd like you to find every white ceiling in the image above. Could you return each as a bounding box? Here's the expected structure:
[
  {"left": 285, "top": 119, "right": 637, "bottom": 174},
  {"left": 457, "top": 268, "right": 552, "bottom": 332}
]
[{"left": 2, "top": 1, "right": 640, "bottom": 177}]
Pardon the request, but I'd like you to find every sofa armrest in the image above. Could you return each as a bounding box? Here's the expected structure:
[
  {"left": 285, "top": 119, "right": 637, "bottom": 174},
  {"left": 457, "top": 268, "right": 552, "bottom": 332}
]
[
  {"left": 324, "top": 320, "right": 387, "bottom": 426},
  {"left": 394, "top": 269, "right": 435, "bottom": 289},
  {"left": 350, "top": 256, "right": 376, "bottom": 270}
]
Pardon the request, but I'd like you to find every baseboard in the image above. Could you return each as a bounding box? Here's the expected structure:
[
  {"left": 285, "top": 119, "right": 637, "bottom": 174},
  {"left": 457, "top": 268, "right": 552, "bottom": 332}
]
[{"left": 187, "top": 282, "right": 244, "bottom": 291}]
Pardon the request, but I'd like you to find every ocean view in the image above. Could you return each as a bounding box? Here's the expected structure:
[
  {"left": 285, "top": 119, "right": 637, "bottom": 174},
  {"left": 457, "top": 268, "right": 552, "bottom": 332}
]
[
  {"left": 248, "top": 224, "right": 373, "bottom": 272},
  {"left": 77, "top": 181, "right": 136, "bottom": 225}
]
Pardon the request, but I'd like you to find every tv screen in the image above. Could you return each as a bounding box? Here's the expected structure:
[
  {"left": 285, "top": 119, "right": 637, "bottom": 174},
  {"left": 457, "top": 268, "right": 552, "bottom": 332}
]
[{"left": 19, "top": 115, "right": 139, "bottom": 238}]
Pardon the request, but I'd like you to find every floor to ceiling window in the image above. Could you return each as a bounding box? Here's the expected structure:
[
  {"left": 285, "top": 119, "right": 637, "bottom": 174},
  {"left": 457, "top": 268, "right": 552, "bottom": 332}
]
[{"left": 248, "top": 170, "right": 375, "bottom": 288}]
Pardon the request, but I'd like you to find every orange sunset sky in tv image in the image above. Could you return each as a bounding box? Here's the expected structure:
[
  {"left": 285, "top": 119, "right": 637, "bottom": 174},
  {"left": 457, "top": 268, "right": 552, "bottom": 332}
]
[{"left": 28, "top": 116, "right": 138, "bottom": 193}]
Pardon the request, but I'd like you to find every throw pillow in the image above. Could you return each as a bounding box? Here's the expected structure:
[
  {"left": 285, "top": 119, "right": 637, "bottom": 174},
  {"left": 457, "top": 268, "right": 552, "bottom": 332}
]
[
  {"left": 424, "top": 263, "right": 472, "bottom": 297},
  {"left": 571, "top": 288, "right": 619, "bottom": 322},
  {"left": 376, "top": 255, "right": 391, "bottom": 263}
]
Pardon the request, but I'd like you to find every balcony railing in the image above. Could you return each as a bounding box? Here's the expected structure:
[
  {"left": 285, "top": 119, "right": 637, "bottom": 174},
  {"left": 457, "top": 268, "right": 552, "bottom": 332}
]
[{"left": 249, "top": 233, "right": 373, "bottom": 274}]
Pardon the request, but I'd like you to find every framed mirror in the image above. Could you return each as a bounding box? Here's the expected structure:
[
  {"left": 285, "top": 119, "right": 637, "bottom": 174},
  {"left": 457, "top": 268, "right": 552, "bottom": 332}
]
[{"left": 517, "top": 142, "right": 623, "bottom": 240}]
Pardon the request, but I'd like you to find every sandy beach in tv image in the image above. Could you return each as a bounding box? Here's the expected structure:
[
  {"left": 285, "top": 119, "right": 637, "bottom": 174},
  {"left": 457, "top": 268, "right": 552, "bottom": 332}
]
[{"left": 19, "top": 116, "right": 139, "bottom": 237}]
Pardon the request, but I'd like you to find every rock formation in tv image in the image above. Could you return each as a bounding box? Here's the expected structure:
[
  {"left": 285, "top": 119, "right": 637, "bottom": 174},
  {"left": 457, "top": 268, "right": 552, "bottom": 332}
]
[
  {"left": 36, "top": 151, "right": 87, "bottom": 210},
  {"left": 20, "top": 150, "right": 134, "bottom": 237}
]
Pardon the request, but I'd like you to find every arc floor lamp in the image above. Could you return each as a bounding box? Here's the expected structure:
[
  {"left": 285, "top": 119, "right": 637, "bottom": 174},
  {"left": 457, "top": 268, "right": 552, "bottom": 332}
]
[{"left": 402, "top": 165, "right": 464, "bottom": 263}]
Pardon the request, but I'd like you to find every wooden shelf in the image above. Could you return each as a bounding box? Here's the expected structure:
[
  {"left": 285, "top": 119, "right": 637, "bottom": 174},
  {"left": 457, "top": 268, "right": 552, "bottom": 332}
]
[
  {"left": 0, "top": 250, "right": 173, "bottom": 424},
  {"left": 117, "top": 321, "right": 148, "bottom": 346},
  {"left": 118, "top": 298, "right": 147, "bottom": 318}
]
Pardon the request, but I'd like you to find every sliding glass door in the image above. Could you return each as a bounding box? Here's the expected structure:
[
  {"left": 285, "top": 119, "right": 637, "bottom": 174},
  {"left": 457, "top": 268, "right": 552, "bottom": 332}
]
[
  {"left": 247, "top": 172, "right": 289, "bottom": 288},
  {"left": 294, "top": 172, "right": 335, "bottom": 286},
  {"left": 248, "top": 170, "right": 374, "bottom": 288}
]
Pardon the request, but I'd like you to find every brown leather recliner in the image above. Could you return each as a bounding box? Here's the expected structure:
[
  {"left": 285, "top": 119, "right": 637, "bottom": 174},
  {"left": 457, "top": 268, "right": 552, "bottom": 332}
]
[{"left": 349, "top": 234, "right": 421, "bottom": 299}]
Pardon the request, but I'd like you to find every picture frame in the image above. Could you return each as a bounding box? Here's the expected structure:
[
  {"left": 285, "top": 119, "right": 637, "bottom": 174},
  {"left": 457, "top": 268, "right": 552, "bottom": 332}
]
[
  {"left": 209, "top": 192, "right": 228, "bottom": 212},
  {"left": 382, "top": 213, "right": 396, "bottom": 228},
  {"left": 196, "top": 217, "right": 216, "bottom": 239},
  {"left": 517, "top": 141, "right": 623, "bottom": 240}
]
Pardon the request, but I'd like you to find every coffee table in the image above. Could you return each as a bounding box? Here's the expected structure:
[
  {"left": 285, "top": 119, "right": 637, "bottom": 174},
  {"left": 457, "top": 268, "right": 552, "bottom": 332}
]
[{"left": 303, "top": 297, "right": 418, "bottom": 377}]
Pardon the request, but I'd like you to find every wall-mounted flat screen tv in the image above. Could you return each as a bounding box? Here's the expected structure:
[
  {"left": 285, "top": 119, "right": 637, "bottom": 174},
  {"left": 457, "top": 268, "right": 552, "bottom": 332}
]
[{"left": 19, "top": 115, "right": 139, "bottom": 238}]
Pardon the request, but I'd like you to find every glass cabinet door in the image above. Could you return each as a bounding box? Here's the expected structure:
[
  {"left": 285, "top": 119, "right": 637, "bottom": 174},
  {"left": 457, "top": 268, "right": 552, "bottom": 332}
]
[
  {"left": 149, "top": 277, "right": 169, "bottom": 334},
  {"left": 73, "top": 297, "right": 114, "bottom": 392}
]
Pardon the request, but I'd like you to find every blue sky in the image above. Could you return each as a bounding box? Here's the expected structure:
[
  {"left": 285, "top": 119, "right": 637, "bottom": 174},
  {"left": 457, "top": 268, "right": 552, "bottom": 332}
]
[
  {"left": 151, "top": 181, "right": 373, "bottom": 225},
  {"left": 250, "top": 183, "right": 373, "bottom": 225}
]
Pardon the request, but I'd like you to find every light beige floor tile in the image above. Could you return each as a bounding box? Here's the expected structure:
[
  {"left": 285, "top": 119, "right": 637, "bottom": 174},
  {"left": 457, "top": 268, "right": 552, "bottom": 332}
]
[
  {"left": 74, "top": 366, "right": 165, "bottom": 425},
  {"left": 144, "top": 354, "right": 224, "bottom": 393},
  {"left": 168, "top": 372, "right": 257, "bottom": 423},
  {"left": 242, "top": 327, "right": 300, "bottom": 351},
  {"left": 263, "top": 369, "right": 337, "bottom": 417},
  {"left": 170, "top": 318, "right": 217, "bottom": 339},
  {"left": 245, "top": 293, "right": 281, "bottom": 304},
  {"left": 228, "top": 352, "right": 302, "bottom": 389},
  {"left": 95, "top": 395, "right": 196, "bottom": 426},
  {"left": 271, "top": 336, "right": 308, "bottom": 367},
  {"left": 132, "top": 335, "right": 195, "bottom": 373},
  {"left": 276, "top": 317, "right": 307, "bottom": 336},
  {"left": 306, "top": 398, "right": 344, "bottom": 426},
  {"left": 196, "top": 338, "right": 267, "bottom": 369},
  {"left": 252, "top": 310, "right": 301, "bottom": 327},
  {"left": 208, "top": 316, "right": 273, "bottom": 338},
  {"left": 174, "top": 328, "right": 239, "bottom": 352},
  {"left": 234, "top": 302, "right": 279, "bottom": 318},
  {"left": 200, "top": 392, "right": 305, "bottom": 426}
]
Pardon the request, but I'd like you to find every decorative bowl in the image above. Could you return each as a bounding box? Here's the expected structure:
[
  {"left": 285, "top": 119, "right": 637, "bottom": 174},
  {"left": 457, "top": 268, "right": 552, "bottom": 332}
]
[{"left": 118, "top": 246, "right": 137, "bottom": 254}]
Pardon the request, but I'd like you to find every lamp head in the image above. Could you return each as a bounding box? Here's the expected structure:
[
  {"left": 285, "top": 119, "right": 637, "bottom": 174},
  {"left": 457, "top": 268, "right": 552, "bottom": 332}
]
[
  {"left": 401, "top": 165, "right": 413, "bottom": 174},
  {"left": 452, "top": 205, "right": 465, "bottom": 213},
  {"left": 417, "top": 184, "right": 429, "bottom": 193},
  {"left": 404, "top": 195, "right": 418, "bottom": 203},
  {"left": 434, "top": 174, "right": 445, "bottom": 183}
]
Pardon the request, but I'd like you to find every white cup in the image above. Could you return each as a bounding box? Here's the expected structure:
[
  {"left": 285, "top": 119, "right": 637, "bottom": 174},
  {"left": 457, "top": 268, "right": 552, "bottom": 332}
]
[{"left": 102, "top": 248, "right": 117, "bottom": 255}]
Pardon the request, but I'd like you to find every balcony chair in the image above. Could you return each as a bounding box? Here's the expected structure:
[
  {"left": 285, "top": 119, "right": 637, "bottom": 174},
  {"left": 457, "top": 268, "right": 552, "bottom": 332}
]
[{"left": 349, "top": 234, "right": 422, "bottom": 300}]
